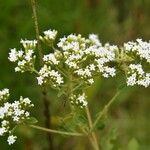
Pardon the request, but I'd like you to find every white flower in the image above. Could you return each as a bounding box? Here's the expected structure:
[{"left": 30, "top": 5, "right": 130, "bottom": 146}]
[
  {"left": 9, "top": 40, "right": 36, "bottom": 73},
  {"left": 8, "top": 49, "right": 18, "bottom": 62},
  {"left": 0, "top": 127, "right": 6, "bottom": 136},
  {"left": 103, "top": 67, "right": 116, "bottom": 77},
  {"left": 129, "top": 64, "right": 144, "bottom": 75},
  {"left": 20, "top": 39, "right": 37, "bottom": 49},
  {"left": 43, "top": 54, "right": 59, "bottom": 65},
  {"left": 37, "top": 65, "right": 64, "bottom": 87},
  {"left": 43, "top": 29, "right": 57, "bottom": 40},
  {"left": 89, "top": 34, "right": 102, "bottom": 46},
  {"left": 77, "top": 93, "right": 88, "bottom": 107},
  {"left": 0, "top": 89, "right": 34, "bottom": 145},
  {"left": 56, "top": 76, "right": 64, "bottom": 85},
  {"left": 15, "top": 67, "right": 21, "bottom": 72},
  {"left": 7, "top": 135, "right": 17, "bottom": 145},
  {"left": 23, "top": 98, "right": 31, "bottom": 104},
  {"left": 124, "top": 39, "right": 150, "bottom": 63},
  {"left": 2, "top": 120, "right": 9, "bottom": 126},
  {"left": 13, "top": 116, "right": 19, "bottom": 122},
  {"left": 0, "top": 88, "right": 9, "bottom": 101},
  {"left": 37, "top": 76, "right": 44, "bottom": 85},
  {"left": 137, "top": 73, "right": 150, "bottom": 87},
  {"left": 127, "top": 64, "right": 150, "bottom": 87},
  {"left": 88, "top": 79, "right": 94, "bottom": 84},
  {"left": 25, "top": 112, "right": 30, "bottom": 117},
  {"left": 25, "top": 49, "right": 34, "bottom": 61},
  {"left": 89, "top": 64, "right": 96, "bottom": 71},
  {"left": 127, "top": 73, "right": 137, "bottom": 86}
]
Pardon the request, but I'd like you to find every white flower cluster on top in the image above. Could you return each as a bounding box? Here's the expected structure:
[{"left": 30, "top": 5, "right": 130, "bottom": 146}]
[
  {"left": 123, "top": 39, "right": 150, "bottom": 87},
  {"left": 8, "top": 29, "right": 150, "bottom": 107},
  {"left": 127, "top": 64, "right": 150, "bottom": 87},
  {"left": 57, "top": 34, "right": 116, "bottom": 83},
  {"left": 124, "top": 38, "right": 150, "bottom": 63},
  {"left": 20, "top": 39, "right": 37, "bottom": 50},
  {"left": 40, "top": 29, "right": 58, "bottom": 44},
  {"left": 8, "top": 39, "right": 36, "bottom": 73},
  {"left": 0, "top": 88, "right": 34, "bottom": 145}
]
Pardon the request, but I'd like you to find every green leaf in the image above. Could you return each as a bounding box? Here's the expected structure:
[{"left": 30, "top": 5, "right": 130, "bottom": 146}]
[
  {"left": 25, "top": 117, "right": 38, "bottom": 124},
  {"left": 127, "top": 138, "right": 139, "bottom": 150}
]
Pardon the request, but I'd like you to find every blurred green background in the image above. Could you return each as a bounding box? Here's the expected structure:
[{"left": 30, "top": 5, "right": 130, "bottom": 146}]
[{"left": 0, "top": 0, "right": 150, "bottom": 149}]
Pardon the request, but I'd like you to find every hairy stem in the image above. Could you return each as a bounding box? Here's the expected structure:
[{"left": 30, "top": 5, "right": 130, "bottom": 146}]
[
  {"left": 30, "top": 0, "right": 54, "bottom": 149},
  {"left": 92, "top": 91, "right": 120, "bottom": 131},
  {"left": 30, "top": 0, "right": 43, "bottom": 63},
  {"left": 30, "top": 125, "right": 85, "bottom": 136},
  {"left": 85, "top": 106, "right": 100, "bottom": 150}
]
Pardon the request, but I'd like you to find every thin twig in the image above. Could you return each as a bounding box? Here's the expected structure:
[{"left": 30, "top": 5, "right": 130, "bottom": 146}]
[
  {"left": 30, "top": 125, "right": 85, "bottom": 136},
  {"left": 30, "top": 0, "right": 53, "bottom": 149},
  {"left": 85, "top": 106, "right": 100, "bottom": 150},
  {"left": 92, "top": 91, "right": 121, "bottom": 131},
  {"left": 30, "top": 0, "right": 43, "bottom": 64}
]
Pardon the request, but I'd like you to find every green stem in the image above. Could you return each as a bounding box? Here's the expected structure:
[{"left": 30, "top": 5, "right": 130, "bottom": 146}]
[
  {"left": 85, "top": 106, "right": 100, "bottom": 150},
  {"left": 31, "top": 68, "right": 39, "bottom": 75},
  {"left": 72, "top": 82, "right": 83, "bottom": 92},
  {"left": 30, "top": 0, "right": 54, "bottom": 149},
  {"left": 55, "top": 66, "right": 68, "bottom": 78},
  {"left": 92, "top": 91, "right": 121, "bottom": 131},
  {"left": 30, "top": 0, "right": 43, "bottom": 64},
  {"left": 30, "top": 125, "right": 85, "bottom": 136}
]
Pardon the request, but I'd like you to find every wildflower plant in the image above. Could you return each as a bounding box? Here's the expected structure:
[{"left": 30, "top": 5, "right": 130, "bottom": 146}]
[
  {"left": 8, "top": 30, "right": 150, "bottom": 106},
  {"left": 7, "top": 27, "right": 150, "bottom": 149},
  {"left": 1, "top": 0, "right": 149, "bottom": 149}
]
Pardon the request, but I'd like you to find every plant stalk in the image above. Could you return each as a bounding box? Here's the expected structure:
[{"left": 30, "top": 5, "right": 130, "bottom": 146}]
[
  {"left": 30, "top": 0, "right": 54, "bottom": 149},
  {"left": 85, "top": 106, "right": 100, "bottom": 150},
  {"left": 30, "top": 125, "right": 85, "bottom": 136},
  {"left": 92, "top": 91, "right": 120, "bottom": 131}
]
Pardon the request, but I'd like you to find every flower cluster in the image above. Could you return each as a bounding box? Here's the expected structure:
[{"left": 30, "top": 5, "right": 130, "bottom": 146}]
[
  {"left": 127, "top": 64, "right": 150, "bottom": 87},
  {"left": 8, "top": 40, "right": 36, "bottom": 73},
  {"left": 123, "top": 39, "right": 150, "bottom": 87},
  {"left": 43, "top": 53, "right": 60, "bottom": 65},
  {"left": 0, "top": 89, "right": 9, "bottom": 103},
  {"left": 57, "top": 34, "right": 117, "bottom": 83},
  {"left": 40, "top": 29, "right": 58, "bottom": 45},
  {"left": 124, "top": 38, "right": 150, "bottom": 63},
  {"left": 37, "top": 65, "right": 64, "bottom": 86},
  {"left": 9, "top": 29, "right": 150, "bottom": 108},
  {"left": 70, "top": 93, "right": 88, "bottom": 108},
  {"left": 36, "top": 32, "right": 117, "bottom": 107},
  {"left": 20, "top": 39, "right": 37, "bottom": 50},
  {"left": 0, "top": 89, "right": 34, "bottom": 145}
]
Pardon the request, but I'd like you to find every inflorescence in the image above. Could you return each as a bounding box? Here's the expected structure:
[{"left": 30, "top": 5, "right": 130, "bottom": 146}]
[
  {"left": 8, "top": 29, "right": 150, "bottom": 108},
  {"left": 0, "top": 89, "right": 34, "bottom": 145}
]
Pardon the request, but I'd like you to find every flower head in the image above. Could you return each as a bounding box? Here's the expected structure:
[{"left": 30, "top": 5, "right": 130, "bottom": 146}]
[{"left": 0, "top": 89, "right": 34, "bottom": 145}]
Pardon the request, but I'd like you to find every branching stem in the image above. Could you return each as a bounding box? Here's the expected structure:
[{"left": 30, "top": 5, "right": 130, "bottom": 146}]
[
  {"left": 85, "top": 106, "right": 100, "bottom": 150},
  {"left": 30, "top": 125, "right": 85, "bottom": 136},
  {"left": 92, "top": 91, "right": 121, "bottom": 131}
]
